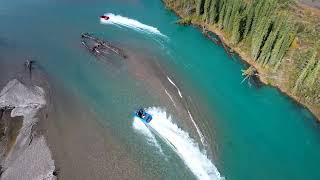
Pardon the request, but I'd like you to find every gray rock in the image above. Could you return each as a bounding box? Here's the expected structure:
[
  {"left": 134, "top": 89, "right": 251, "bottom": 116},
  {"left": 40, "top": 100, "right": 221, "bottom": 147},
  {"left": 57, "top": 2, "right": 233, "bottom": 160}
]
[{"left": 0, "top": 79, "right": 56, "bottom": 180}]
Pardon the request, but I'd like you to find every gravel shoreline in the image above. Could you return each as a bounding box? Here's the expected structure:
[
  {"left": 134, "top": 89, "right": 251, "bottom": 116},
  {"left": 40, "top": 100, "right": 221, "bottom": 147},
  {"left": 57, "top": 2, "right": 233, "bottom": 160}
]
[{"left": 0, "top": 79, "right": 57, "bottom": 180}]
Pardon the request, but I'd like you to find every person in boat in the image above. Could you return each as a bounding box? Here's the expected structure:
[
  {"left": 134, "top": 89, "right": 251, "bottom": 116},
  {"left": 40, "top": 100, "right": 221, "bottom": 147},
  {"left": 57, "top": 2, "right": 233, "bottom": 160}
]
[
  {"left": 137, "top": 108, "right": 145, "bottom": 118},
  {"left": 100, "top": 15, "right": 110, "bottom": 20}
]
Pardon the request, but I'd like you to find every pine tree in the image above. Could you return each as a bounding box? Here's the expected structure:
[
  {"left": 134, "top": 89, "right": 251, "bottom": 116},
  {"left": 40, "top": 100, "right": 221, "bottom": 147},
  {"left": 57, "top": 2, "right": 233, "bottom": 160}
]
[
  {"left": 269, "top": 22, "right": 293, "bottom": 67},
  {"left": 305, "top": 59, "right": 320, "bottom": 87},
  {"left": 230, "top": 11, "right": 241, "bottom": 44},
  {"left": 218, "top": 0, "right": 226, "bottom": 29},
  {"left": 209, "top": 0, "right": 218, "bottom": 23},
  {"left": 227, "top": 0, "right": 242, "bottom": 32},
  {"left": 251, "top": 16, "right": 272, "bottom": 60},
  {"left": 259, "top": 16, "right": 284, "bottom": 66},
  {"left": 305, "top": 42, "right": 320, "bottom": 87},
  {"left": 293, "top": 47, "right": 318, "bottom": 93},
  {"left": 243, "top": 3, "right": 254, "bottom": 38},
  {"left": 223, "top": 0, "right": 233, "bottom": 30},
  {"left": 181, "top": 0, "right": 194, "bottom": 12},
  {"left": 250, "top": 0, "right": 279, "bottom": 60},
  {"left": 249, "top": 0, "right": 265, "bottom": 37},
  {"left": 196, "top": 0, "right": 205, "bottom": 16},
  {"left": 203, "top": 0, "right": 212, "bottom": 22},
  {"left": 273, "top": 27, "right": 297, "bottom": 72}
]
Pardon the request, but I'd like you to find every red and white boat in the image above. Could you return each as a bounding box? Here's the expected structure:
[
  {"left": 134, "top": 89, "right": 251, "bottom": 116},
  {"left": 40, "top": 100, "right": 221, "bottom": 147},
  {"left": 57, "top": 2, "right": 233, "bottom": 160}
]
[{"left": 100, "top": 15, "right": 110, "bottom": 20}]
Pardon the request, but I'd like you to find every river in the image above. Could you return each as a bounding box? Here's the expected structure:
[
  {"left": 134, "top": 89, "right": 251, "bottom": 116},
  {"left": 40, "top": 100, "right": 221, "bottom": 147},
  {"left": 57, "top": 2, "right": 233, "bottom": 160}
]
[{"left": 1, "top": 0, "right": 320, "bottom": 179}]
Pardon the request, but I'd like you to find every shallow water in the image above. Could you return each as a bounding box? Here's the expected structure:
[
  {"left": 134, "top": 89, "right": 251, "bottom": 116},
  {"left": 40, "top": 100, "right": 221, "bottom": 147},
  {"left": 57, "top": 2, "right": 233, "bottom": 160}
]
[{"left": 1, "top": 0, "right": 320, "bottom": 179}]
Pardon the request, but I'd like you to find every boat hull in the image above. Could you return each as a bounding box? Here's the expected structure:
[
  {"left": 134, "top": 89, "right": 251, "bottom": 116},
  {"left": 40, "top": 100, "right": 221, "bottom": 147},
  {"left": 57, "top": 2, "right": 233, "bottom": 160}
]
[{"left": 134, "top": 112, "right": 152, "bottom": 123}]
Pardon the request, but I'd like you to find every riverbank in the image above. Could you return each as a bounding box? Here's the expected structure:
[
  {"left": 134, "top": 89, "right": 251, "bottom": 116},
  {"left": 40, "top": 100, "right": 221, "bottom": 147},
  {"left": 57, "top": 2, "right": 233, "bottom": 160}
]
[
  {"left": 163, "top": 0, "right": 320, "bottom": 121},
  {"left": 0, "top": 79, "right": 57, "bottom": 180}
]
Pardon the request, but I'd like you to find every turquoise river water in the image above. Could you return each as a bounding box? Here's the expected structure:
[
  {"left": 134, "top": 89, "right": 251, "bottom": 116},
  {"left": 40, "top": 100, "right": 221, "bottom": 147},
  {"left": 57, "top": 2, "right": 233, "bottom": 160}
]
[{"left": 1, "top": 0, "right": 320, "bottom": 179}]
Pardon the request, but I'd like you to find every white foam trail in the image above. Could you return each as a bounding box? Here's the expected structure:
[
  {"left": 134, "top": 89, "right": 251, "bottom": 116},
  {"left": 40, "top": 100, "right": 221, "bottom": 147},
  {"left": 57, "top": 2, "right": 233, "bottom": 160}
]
[
  {"left": 166, "top": 85, "right": 206, "bottom": 146},
  {"left": 132, "top": 117, "right": 164, "bottom": 154},
  {"left": 164, "top": 89, "right": 177, "bottom": 108},
  {"left": 146, "top": 107, "right": 223, "bottom": 180},
  {"left": 167, "top": 76, "right": 183, "bottom": 98},
  {"left": 187, "top": 110, "right": 207, "bottom": 146},
  {"left": 100, "top": 13, "right": 167, "bottom": 38}
]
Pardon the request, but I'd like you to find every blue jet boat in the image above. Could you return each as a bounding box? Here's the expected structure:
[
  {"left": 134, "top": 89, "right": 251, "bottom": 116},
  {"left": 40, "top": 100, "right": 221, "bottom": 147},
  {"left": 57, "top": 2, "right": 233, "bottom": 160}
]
[{"left": 135, "top": 108, "right": 152, "bottom": 123}]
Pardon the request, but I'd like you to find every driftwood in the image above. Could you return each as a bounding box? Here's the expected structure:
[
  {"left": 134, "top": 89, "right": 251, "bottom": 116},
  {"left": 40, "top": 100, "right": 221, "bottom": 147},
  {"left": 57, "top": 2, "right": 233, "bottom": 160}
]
[
  {"left": 223, "top": 43, "right": 234, "bottom": 57},
  {"left": 25, "top": 60, "right": 35, "bottom": 79},
  {"left": 81, "top": 33, "right": 127, "bottom": 59},
  {"left": 241, "top": 66, "right": 259, "bottom": 86},
  {"left": 202, "top": 29, "right": 222, "bottom": 45},
  {"left": 202, "top": 29, "right": 235, "bottom": 57}
]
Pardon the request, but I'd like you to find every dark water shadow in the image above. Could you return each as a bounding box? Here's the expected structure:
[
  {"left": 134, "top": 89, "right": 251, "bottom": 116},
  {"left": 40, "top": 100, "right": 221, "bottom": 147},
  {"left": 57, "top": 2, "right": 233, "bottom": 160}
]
[{"left": 279, "top": 88, "right": 320, "bottom": 127}]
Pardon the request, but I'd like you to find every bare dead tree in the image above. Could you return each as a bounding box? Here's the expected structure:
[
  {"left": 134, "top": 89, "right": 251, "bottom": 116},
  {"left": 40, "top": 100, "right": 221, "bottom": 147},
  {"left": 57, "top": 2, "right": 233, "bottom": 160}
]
[{"left": 25, "top": 60, "right": 35, "bottom": 80}]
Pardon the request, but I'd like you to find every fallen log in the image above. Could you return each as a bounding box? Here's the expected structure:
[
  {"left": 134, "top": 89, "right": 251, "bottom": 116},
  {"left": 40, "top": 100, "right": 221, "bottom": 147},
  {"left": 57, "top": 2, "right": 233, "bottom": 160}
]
[{"left": 202, "top": 29, "right": 222, "bottom": 45}]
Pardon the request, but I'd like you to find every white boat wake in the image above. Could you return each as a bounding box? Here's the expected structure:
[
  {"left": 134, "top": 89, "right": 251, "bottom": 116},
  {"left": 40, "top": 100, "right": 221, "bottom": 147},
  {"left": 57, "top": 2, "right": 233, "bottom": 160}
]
[
  {"left": 187, "top": 110, "right": 207, "bottom": 146},
  {"left": 166, "top": 76, "right": 206, "bottom": 145},
  {"left": 132, "top": 107, "right": 223, "bottom": 180},
  {"left": 100, "top": 13, "right": 167, "bottom": 38},
  {"left": 132, "top": 117, "right": 164, "bottom": 154},
  {"left": 167, "top": 76, "right": 183, "bottom": 98}
]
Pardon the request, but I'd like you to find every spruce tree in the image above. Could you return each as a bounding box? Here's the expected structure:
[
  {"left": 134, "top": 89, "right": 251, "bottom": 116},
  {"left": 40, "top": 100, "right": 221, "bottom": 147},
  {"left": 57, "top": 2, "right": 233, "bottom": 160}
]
[
  {"left": 196, "top": 0, "right": 205, "bottom": 16},
  {"left": 259, "top": 16, "right": 284, "bottom": 66},
  {"left": 227, "top": 0, "right": 242, "bottom": 32},
  {"left": 209, "top": 0, "right": 218, "bottom": 23},
  {"left": 305, "top": 43, "right": 320, "bottom": 87},
  {"left": 305, "top": 59, "right": 320, "bottom": 87},
  {"left": 223, "top": 0, "right": 233, "bottom": 30},
  {"left": 243, "top": 3, "right": 254, "bottom": 38},
  {"left": 293, "top": 47, "right": 318, "bottom": 93},
  {"left": 251, "top": 16, "right": 272, "bottom": 60},
  {"left": 203, "top": 0, "right": 212, "bottom": 22},
  {"left": 218, "top": 0, "right": 226, "bottom": 29},
  {"left": 249, "top": 0, "right": 265, "bottom": 36},
  {"left": 273, "top": 30, "right": 296, "bottom": 71},
  {"left": 230, "top": 11, "right": 241, "bottom": 44}
]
